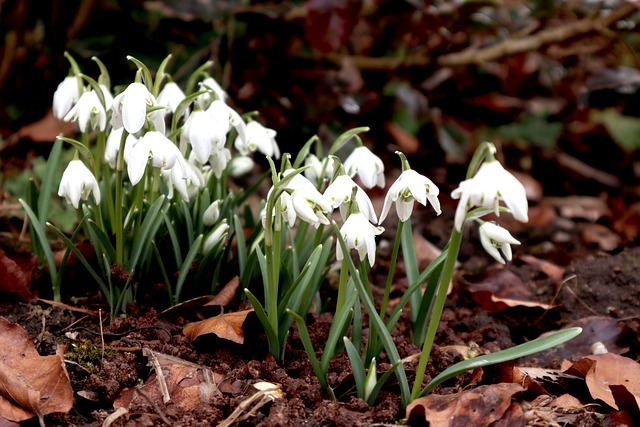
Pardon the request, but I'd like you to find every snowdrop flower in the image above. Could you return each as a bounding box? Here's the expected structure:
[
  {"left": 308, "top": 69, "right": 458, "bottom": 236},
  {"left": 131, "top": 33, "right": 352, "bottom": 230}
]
[
  {"left": 478, "top": 222, "right": 521, "bottom": 264},
  {"left": 344, "top": 146, "right": 385, "bottom": 189},
  {"left": 203, "top": 220, "right": 229, "bottom": 254},
  {"left": 228, "top": 156, "right": 255, "bottom": 177},
  {"left": 208, "top": 146, "right": 232, "bottom": 179},
  {"left": 304, "top": 154, "right": 334, "bottom": 184},
  {"left": 157, "top": 81, "right": 186, "bottom": 115},
  {"left": 111, "top": 82, "right": 157, "bottom": 134},
  {"left": 104, "top": 128, "right": 138, "bottom": 169},
  {"left": 162, "top": 159, "right": 204, "bottom": 201},
  {"left": 378, "top": 169, "right": 441, "bottom": 224},
  {"left": 203, "top": 200, "right": 222, "bottom": 226},
  {"left": 180, "top": 109, "right": 223, "bottom": 164},
  {"left": 324, "top": 174, "right": 377, "bottom": 223},
  {"left": 53, "top": 76, "right": 82, "bottom": 119},
  {"left": 127, "top": 130, "right": 187, "bottom": 186},
  {"left": 58, "top": 160, "right": 101, "bottom": 209},
  {"left": 63, "top": 90, "right": 108, "bottom": 132},
  {"left": 451, "top": 160, "right": 528, "bottom": 232},
  {"left": 336, "top": 212, "right": 384, "bottom": 266},
  {"left": 197, "top": 76, "right": 228, "bottom": 108},
  {"left": 235, "top": 120, "right": 280, "bottom": 159}
]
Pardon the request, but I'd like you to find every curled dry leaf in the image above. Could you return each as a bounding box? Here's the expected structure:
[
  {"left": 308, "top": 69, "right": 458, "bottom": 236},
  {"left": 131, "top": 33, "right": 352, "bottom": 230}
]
[
  {"left": 183, "top": 309, "right": 254, "bottom": 344},
  {"left": 581, "top": 223, "right": 622, "bottom": 252},
  {"left": 0, "top": 247, "right": 36, "bottom": 302},
  {"left": 406, "top": 383, "right": 525, "bottom": 427},
  {"left": 0, "top": 317, "right": 73, "bottom": 423},
  {"left": 206, "top": 276, "right": 240, "bottom": 307},
  {"left": 563, "top": 353, "right": 640, "bottom": 411}
]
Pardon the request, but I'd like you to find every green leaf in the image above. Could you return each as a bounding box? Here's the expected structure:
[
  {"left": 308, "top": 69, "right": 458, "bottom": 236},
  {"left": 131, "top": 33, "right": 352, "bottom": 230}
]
[
  {"left": 128, "top": 196, "right": 166, "bottom": 272},
  {"left": 38, "top": 138, "right": 64, "bottom": 225},
  {"left": 419, "top": 327, "right": 583, "bottom": 397},
  {"left": 245, "top": 289, "right": 280, "bottom": 359},
  {"left": 344, "top": 337, "right": 366, "bottom": 399},
  {"left": 19, "top": 199, "right": 56, "bottom": 285},
  {"left": 172, "top": 234, "right": 203, "bottom": 305},
  {"left": 591, "top": 108, "right": 640, "bottom": 152}
]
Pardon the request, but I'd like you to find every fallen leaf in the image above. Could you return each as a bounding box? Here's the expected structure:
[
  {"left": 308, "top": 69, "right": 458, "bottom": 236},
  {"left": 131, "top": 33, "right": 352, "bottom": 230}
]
[
  {"left": 183, "top": 309, "right": 254, "bottom": 344},
  {"left": 581, "top": 223, "right": 622, "bottom": 251},
  {"left": 0, "top": 317, "right": 73, "bottom": 423},
  {"left": 563, "top": 353, "right": 640, "bottom": 411},
  {"left": 114, "top": 350, "right": 225, "bottom": 411},
  {"left": 206, "top": 276, "right": 240, "bottom": 306},
  {"left": 545, "top": 196, "right": 611, "bottom": 221},
  {"left": 0, "top": 248, "right": 36, "bottom": 302},
  {"left": 16, "top": 109, "right": 76, "bottom": 143},
  {"left": 519, "top": 255, "right": 565, "bottom": 280},
  {"left": 406, "top": 383, "right": 525, "bottom": 426},
  {"left": 510, "top": 366, "right": 583, "bottom": 397}
]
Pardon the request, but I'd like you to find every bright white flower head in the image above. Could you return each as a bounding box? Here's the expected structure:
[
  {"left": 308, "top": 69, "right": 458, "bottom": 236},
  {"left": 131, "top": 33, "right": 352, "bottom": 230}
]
[
  {"left": 208, "top": 100, "right": 248, "bottom": 149},
  {"left": 157, "top": 82, "right": 186, "bottom": 116},
  {"left": 344, "top": 146, "right": 385, "bottom": 189},
  {"left": 127, "top": 130, "right": 187, "bottom": 186},
  {"left": 58, "top": 159, "right": 101, "bottom": 209},
  {"left": 235, "top": 120, "right": 280, "bottom": 159},
  {"left": 111, "top": 82, "right": 158, "bottom": 134},
  {"left": 208, "top": 146, "right": 232, "bottom": 179},
  {"left": 228, "top": 156, "right": 255, "bottom": 177},
  {"left": 203, "top": 200, "right": 222, "bottom": 226},
  {"left": 451, "top": 160, "right": 529, "bottom": 232},
  {"left": 180, "top": 109, "right": 223, "bottom": 164},
  {"left": 336, "top": 212, "right": 384, "bottom": 266},
  {"left": 53, "top": 76, "right": 82, "bottom": 119},
  {"left": 104, "top": 128, "right": 137, "bottom": 169},
  {"left": 197, "top": 77, "right": 227, "bottom": 108},
  {"left": 304, "top": 154, "right": 334, "bottom": 184},
  {"left": 162, "top": 159, "right": 204, "bottom": 201},
  {"left": 64, "top": 90, "right": 108, "bottom": 132},
  {"left": 479, "top": 222, "right": 521, "bottom": 264},
  {"left": 379, "top": 169, "right": 441, "bottom": 224},
  {"left": 203, "top": 220, "right": 229, "bottom": 254},
  {"left": 324, "top": 174, "right": 377, "bottom": 223}
]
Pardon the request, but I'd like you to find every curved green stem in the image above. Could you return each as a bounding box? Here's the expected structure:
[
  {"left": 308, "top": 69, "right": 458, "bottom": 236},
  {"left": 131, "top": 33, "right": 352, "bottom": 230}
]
[
  {"left": 379, "top": 220, "right": 403, "bottom": 320},
  {"left": 114, "top": 129, "right": 129, "bottom": 266}
]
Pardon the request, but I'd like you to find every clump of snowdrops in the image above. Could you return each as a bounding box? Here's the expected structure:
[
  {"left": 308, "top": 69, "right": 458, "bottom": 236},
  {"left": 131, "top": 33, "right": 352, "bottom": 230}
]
[{"left": 22, "top": 53, "right": 580, "bottom": 407}]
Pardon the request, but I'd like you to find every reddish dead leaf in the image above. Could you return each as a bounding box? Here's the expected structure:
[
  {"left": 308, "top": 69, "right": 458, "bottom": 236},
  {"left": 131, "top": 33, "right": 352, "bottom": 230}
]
[
  {"left": 16, "top": 109, "right": 76, "bottom": 143},
  {"left": 466, "top": 268, "right": 553, "bottom": 312},
  {"left": 114, "top": 349, "right": 225, "bottom": 411},
  {"left": 564, "top": 353, "right": 640, "bottom": 411},
  {"left": 385, "top": 122, "right": 420, "bottom": 154},
  {"left": 304, "top": 0, "right": 361, "bottom": 53},
  {"left": 406, "top": 383, "right": 525, "bottom": 426},
  {"left": 545, "top": 196, "right": 611, "bottom": 221},
  {"left": 183, "top": 309, "right": 253, "bottom": 344},
  {"left": 0, "top": 247, "right": 36, "bottom": 302},
  {"left": 612, "top": 201, "right": 640, "bottom": 241},
  {"left": 0, "top": 317, "right": 73, "bottom": 423},
  {"left": 206, "top": 276, "right": 240, "bottom": 307},
  {"left": 511, "top": 170, "right": 543, "bottom": 203},
  {"left": 582, "top": 223, "right": 622, "bottom": 252},
  {"left": 519, "top": 255, "right": 565, "bottom": 280},
  {"left": 511, "top": 366, "right": 583, "bottom": 397}
]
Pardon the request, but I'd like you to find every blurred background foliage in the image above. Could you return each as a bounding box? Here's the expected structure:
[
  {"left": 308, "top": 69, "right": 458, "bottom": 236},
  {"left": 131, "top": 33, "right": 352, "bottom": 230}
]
[{"left": 1, "top": 0, "right": 639, "bottom": 197}]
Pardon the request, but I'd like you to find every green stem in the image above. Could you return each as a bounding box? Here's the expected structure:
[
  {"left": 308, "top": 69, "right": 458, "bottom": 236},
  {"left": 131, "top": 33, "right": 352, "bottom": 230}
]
[
  {"left": 335, "top": 259, "right": 349, "bottom": 313},
  {"left": 114, "top": 129, "right": 129, "bottom": 266},
  {"left": 411, "top": 227, "right": 462, "bottom": 401},
  {"left": 379, "top": 220, "right": 403, "bottom": 320}
]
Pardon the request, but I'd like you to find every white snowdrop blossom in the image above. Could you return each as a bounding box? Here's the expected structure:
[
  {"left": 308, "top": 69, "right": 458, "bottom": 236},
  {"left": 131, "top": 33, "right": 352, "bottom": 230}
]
[
  {"left": 378, "top": 169, "right": 441, "bottom": 224},
  {"left": 451, "top": 160, "right": 529, "bottom": 232},
  {"left": 197, "top": 77, "right": 227, "bottom": 108},
  {"left": 203, "top": 220, "right": 229, "bottom": 254},
  {"left": 203, "top": 200, "right": 222, "bottom": 226},
  {"left": 127, "top": 131, "right": 187, "bottom": 186},
  {"left": 111, "top": 82, "right": 158, "bottom": 134},
  {"left": 228, "top": 156, "right": 254, "bottom": 177},
  {"left": 58, "top": 160, "right": 101, "bottom": 209},
  {"left": 53, "top": 76, "right": 82, "bottom": 119},
  {"left": 180, "top": 109, "right": 223, "bottom": 164},
  {"left": 304, "top": 154, "right": 334, "bottom": 184},
  {"left": 336, "top": 212, "right": 384, "bottom": 266},
  {"left": 324, "top": 174, "right": 377, "bottom": 223},
  {"left": 208, "top": 146, "right": 232, "bottom": 179},
  {"left": 162, "top": 159, "right": 204, "bottom": 201},
  {"left": 344, "top": 146, "right": 385, "bottom": 189},
  {"left": 104, "top": 127, "right": 137, "bottom": 169},
  {"left": 157, "top": 82, "right": 186, "bottom": 116},
  {"left": 208, "top": 100, "right": 248, "bottom": 148},
  {"left": 478, "top": 222, "right": 521, "bottom": 264},
  {"left": 235, "top": 120, "right": 280, "bottom": 159},
  {"left": 63, "top": 90, "right": 108, "bottom": 132}
]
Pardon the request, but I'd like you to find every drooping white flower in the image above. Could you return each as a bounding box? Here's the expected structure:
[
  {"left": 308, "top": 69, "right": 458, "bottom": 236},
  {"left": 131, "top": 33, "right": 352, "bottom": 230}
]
[
  {"left": 162, "top": 159, "right": 204, "bottom": 201},
  {"left": 324, "top": 174, "right": 377, "bottom": 223},
  {"left": 58, "top": 160, "right": 101, "bottom": 209},
  {"left": 111, "top": 82, "right": 157, "bottom": 134},
  {"left": 63, "top": 90, "right": 108, "bottom": 132},
  {"left": 228, "top": 156, "right": 254, "bottom": 177},
  {"left": 208, "top": 100, "right": 247, "bottom": 148},
  {"left": 157, "top": 81, "right": 186, "bottom": 115},
  {"left": 378, "top": 169, "right": 441, "bottom": 224},
  {"left": 451, "top": 160, "right": 529, "bottom": 232},
  {"left": 127, "top": 130, "right": 187, "bottom": 186},
  {"left": 344, "top": 146, "right": 385, "bottom": 189},
  {"left": 304, "top": 154, "right": 334, "bottom": 184},
  {"left": 234, "top": 120, "right": 279, "bottom": 159},
  {"left": 104, "top": 127, "right": 138, "bottom": 169},
  {"left": 197, "top": 76, "right": 227, "bottom": 108},
  {"left": 203, "top": 220, "right": 229, "bottom": 254},
  {"left": 53, "top": 76, "right": 82, "bottom": 119},
  {"left": 180, "top": 109, "right": 222, "bottom": 164},
  {"left": 208, "top": 146, "right": 232, "bottom": 179},
  {"left": 203, "top": 200, "right": 222, "bottom": 226},
  {"left": 336, "top": 212, "right": 384, "bottom": 266},
  {"left": 478, "top": 222, "right": 521, "bottom": 264}
]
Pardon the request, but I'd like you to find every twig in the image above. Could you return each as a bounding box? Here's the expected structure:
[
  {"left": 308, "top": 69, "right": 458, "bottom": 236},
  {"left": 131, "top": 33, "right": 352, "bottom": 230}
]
[{"left": 135, "top": 388, "right": 172, "bottom": 426}]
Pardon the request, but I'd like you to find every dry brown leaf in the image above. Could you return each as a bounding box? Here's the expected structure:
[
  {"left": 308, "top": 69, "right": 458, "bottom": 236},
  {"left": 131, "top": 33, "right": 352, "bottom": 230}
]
[
  {"left": 183, "top": 309, "right": 254, "bottom": 344},
  {"left": 519, "top": 255, "right": 565, "bottom": 280},
  {"left": 581, "top": 223, "right": 622, "bottom": 251},
  {"left": 511, "top": 366, "right": 583, "bottom": 397},
  {"left": 114, "top": 350, "right": 225, "bottom": 411},
  {"left": 0, "top": 317, "right": 73, "bottom": 423},
  {"left": 206, "top": 276, "right": 240, "bottom": 306},
  {"left": 0, "top": 247, "right": 36, "bottom": 302},
  {"left": 563, "top": 353, "right": 640, "bottom": 411},
  {"left": 545, "top": 196, "right": 611, "bottom": 221},
  {"left": 406, "top": 383, "right": 525, "bottom": 426},
  {"left": 16, "top": 109, "right": 76, "bottom": 142}
]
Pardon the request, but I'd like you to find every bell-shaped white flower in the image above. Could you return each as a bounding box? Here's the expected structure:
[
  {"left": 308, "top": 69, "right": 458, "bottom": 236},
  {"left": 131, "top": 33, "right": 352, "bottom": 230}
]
[
  {"left": 203, "top": 200, "right": 222, "bottom": 226},
  {"left": 228, "top": 156, "right": 254, "bottom": 177},
  {"left": 58, "top": 160, "right": 101, "bottom": 209},
  {"left": 478, "top": 222, "right": 520, "bottom": 264},
  {"left": 451, "top": 160, "right": 529, "bottom": 232},
  {"left": 63, "top": 90, "right": 108, "bottom": 132},
  {"left": 379, "top": 169, "right": 441, "bottom": 224},
  {"left": 336, "top": 212, "right": 384, "bottom": 266},
  {"left": 180, "top": 109, "right": 222, "bottom": 164},
  {"left": 157, "top": 81, "right": 186, "bottom": 115},
  {"left": 53, "top": 76, "right": 82, "bottom": 119},
  {"left": 203, "top": 220, "right": 229, "bottom": 254},
  {"left": 208, "top": 100, "right": 247, "bottom": 146},
  {"left": 324, "top": 174, "right": 377, "bottom": 223},
  {"left": 208, "top": 146, "right": 232, "bottom": 179},
  {"left": 197, "top": 77, "right": 228, "bottom": 108},
  {"left": 104, "top": 128, "right": 138, "bottom": 169},
  {"left": 235, "top": 120, "right": 279, "bottom": 159},
  {"left": 344, "top": 146, "right": 385, "bottom": 189},
  {"left": 304, "top": 154, "right": 334, "bottom": 184},
  {"left": 111, "top": 82, "right": 157, "bottom": 134},
  {"left": 162, "top": 159, "right": 204, "bottom": 201},
  {"left": 127, "top": 131, "right": 187, "bottom": 186}
]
